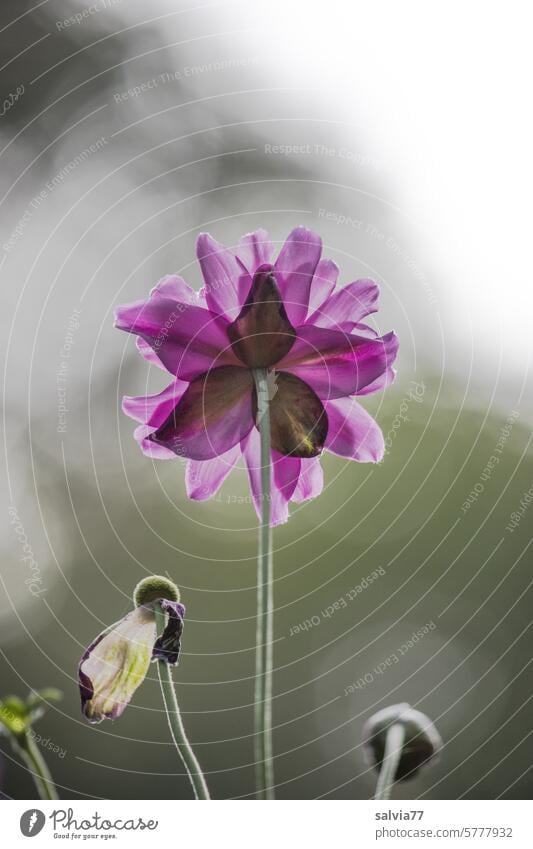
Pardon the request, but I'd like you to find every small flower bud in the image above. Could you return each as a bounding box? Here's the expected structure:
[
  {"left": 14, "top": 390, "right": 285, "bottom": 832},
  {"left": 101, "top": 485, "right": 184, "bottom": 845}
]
[
  {"left": 79, "top": 581, "right": 185, "bottom": 723},
  {"left": 133, "top": 575, "right": 180, "bottom": 607},
  {"left": 362, "top": 703, "right": 442, "bottom": 780}
]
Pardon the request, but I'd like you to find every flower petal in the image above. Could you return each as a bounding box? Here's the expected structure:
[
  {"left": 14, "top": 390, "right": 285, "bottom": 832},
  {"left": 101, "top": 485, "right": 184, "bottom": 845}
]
[
  {"left": 259, "top": 371, "right": 328, "bottom": 458},
  {"left": 149, "top": 366, "right": 254, "bottom": 460},
  {"left": 150, "top": 274, "right": 199, "bottom": 304},
  {"left": 136, "top": 336, "right": 167, "bottom": 370},
  {"left": 115, "top": 296, "right": 238, "bottom": 380},
  {"left": 227, "top": 265, "right": 296, "bottom": 367},
  {"left": 277, "top": 324, "right": 353, "bottom": 365},
  {"left": 196, "top": 232, "right": 251, "bottom": 320},
  {"left": 349, "top": 322, "right": 379, "bottom": 337},
  {"left": 274, "top": 227, "right": 322, "bottom": 326},
  {"left": 325, "top": 397, "right": 384, "bottom": 461},
  {"left": 185, "top": 443, "right": 242, "bottom": 500},
  {"left": 308, "top": 278, "right": 380, "bottom": 328},
  {"left": 123, "top": 381, "right": 189, "bottom": 459},
  {"left": 236, "top": 229, "right": 273, "bottom": 273},
  {"left": 122, "top": 379, "right": 189, "bottom": 426},
  {"left": 307, "top": 258, "right": 339, "bottom": 316},
  {"left": 279, "top": 327, "right": 399, "bottom": 399},
  {"left": 79, "top": 607, "right": 156, "bottom": 724},
  {"left": 152, "top": 599, "right": 186, "bottom": 665},
  {"left": 292, "top": 458, "right": 324, "bottom": 503},
  {"left": 355, "top": 366, "right": 396, "bottom": 396},
  {"left": 241, "top": 429, "right": 290, "bottom": 526},
  {"left": 132, "top": 278, "right": 203, "bottom": 368},
  {"left": 272, "top": 450, "right": 301, "bottom": 501},
  {"left": 133, "top": 424, "right": 176, "bottom": 459}
]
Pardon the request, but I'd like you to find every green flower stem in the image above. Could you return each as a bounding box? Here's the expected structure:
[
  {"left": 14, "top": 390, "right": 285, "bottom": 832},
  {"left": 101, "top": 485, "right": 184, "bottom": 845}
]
[
  {"left": 155, "top": 608, "right": 210, "bottom": 800},
  {"left": 18, "top": 732, "right": 58, "bottom": 800},
  {"left": 252, "top": 367, "right": 274, "bottom": 800},
  {"left": 374, "top": 723, "right": 405, "bottom": 801}
]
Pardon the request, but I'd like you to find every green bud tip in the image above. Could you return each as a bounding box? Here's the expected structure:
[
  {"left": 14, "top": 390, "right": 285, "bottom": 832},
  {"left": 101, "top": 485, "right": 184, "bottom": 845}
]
[{"left": 133, "top": 575, "right": 180, "bottom": 607}]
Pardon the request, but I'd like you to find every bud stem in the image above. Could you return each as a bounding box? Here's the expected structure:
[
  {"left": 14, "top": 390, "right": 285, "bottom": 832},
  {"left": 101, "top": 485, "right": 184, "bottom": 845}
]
[
  {"left": 154, "top": 607, "right": 210, "bottom": 800},
  {"left": 375, "top": 722, "right": 405, "bottom": 800},
  {"left": 18, "top": 731, "right": 58, "bottom": 800},
  {"left": 252, "top": 367, "right": 275, "bottom": 800}
]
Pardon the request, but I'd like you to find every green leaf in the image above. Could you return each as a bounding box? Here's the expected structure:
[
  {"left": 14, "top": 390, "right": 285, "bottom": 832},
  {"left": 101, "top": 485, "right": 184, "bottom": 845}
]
[
  {"left": 0, "top": 689, "right": 63, "bottom": 737},
  {"left": 0, "top": 697, "right": 28, "bottom": 736}
]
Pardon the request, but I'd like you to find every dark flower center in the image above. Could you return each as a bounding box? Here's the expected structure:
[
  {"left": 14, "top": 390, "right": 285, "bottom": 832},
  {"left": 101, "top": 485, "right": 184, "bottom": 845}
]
[{"left": 149, "top": 268, "right": 329, "bottom": 459}]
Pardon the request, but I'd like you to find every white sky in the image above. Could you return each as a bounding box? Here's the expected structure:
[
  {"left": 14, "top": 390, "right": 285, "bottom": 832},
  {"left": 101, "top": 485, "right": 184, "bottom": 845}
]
[{"left": 222, "top": 0, "right": 532, "bottom": 381}]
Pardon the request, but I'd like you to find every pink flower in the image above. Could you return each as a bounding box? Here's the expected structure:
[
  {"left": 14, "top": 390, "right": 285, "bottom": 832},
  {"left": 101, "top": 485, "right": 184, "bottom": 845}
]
[{"left": 116, "top": 227, "right": 398, "bottom": 525}]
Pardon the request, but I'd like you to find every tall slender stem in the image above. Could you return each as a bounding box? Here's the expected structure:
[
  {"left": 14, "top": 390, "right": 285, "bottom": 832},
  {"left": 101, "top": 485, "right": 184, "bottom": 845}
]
[
  {"left": 18, "top": 732, "right": 58, "bottom": 800},
  {"left": 252, "top": 367, "right": 274, "bottom": 800},
  {"left": 375, "top": 723, "right": 404, "bottom": 800},
  {"left": 155, "top": 608, "right": 210, "bottom": 800}
]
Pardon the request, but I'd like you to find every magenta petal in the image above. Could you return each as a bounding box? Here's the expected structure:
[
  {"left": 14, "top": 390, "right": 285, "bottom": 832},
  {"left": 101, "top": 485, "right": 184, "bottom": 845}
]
[
  {"left": 236, "top": 229, "right": 273, "bottom": 273},
  {"left": 272, "top": 450, "right": 301, "bottom": 501},
  {"left": 309, "top": 278, "right": 380, "bottom": 328},
  {"left": 134, "top": 271, "right": 202, "bottom": 367},
  {"left": 136, "top": 336, "right": 166, "bottom": 369},
  {"left": 356, "top": 366, "right": 396, "bottom": 396},
  {"left": 349, "top": 322, "right": 379, "bottom": 337},
  {"left": 280, "top": 327, "right": 399, "bottom": 399},
  {"left": 134, "top": 424, "right": 176, "bottom": 459},
  {"left": 307, "top": 258, "right": 339, "bottom": 317},
  {"left": 242, "top": 429, "right": 290, "bottom": 526},
  {"left": 196, "top": 232, "right": 251, "bottom": 320},
  {"left": 122, "top": 380, "right": 189, "bottom": 426},
  {"left": 325, "top": 397, "right": 384, "bottom": 461},
  {"left": 274, "top": 227, "right": 322, "bottom": 326},
  {"left": 123, "top": 381, "right": 189, "bottom": 460},
  {"left": 328, "top": 321, "right": 378, "bottom": 336},
  {"left": 150, "top": 274, "right": 199, "bottom": 304},
  {"left": 115, "top": 296, "right": 238, "bottom": 380},
  {"left": 292, "top": 457, "right": 324, "bottom": 503},
  {"left": 185, "top": 444, "right": 241, "bottom": 500}
]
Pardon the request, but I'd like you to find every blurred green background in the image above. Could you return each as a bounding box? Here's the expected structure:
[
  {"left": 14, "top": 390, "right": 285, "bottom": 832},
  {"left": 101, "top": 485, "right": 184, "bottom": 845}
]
[
  {"left": 3, "top": 375, "right": 531, "bottom": 799},
  {"left": 1, "top": 0, "right": 531, "bottom": 801}
]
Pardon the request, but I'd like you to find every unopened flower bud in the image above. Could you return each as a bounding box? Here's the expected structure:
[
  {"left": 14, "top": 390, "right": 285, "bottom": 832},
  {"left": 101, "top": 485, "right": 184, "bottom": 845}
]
[
  {"left": 79, "top": 577, "right": 185, "bottom": 724},
  {"left": 362, "top": 703, "right": 442, "bottom": 780}
]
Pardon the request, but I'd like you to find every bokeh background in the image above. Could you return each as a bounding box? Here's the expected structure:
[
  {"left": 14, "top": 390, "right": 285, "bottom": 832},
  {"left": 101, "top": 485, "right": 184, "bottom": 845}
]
[{"left": 1, "top": 0, "right": 531, "bottom": 800}]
